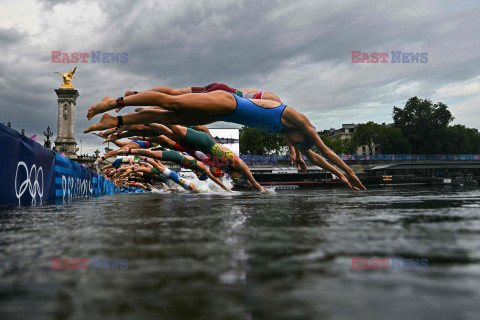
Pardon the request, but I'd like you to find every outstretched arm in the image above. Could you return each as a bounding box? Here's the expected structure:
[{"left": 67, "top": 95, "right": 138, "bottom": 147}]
[
  {"left": 239, "top": 164, "right": 266, "bottom": 193},
  {"left": 288, "top": 112, "right": 365, "bottom": 190},
  {"left": 197, "top": 163, "right": 231, "bottom": 192},
  {"left": 303, "top": 149, "right": 358, "bottom": 190}
]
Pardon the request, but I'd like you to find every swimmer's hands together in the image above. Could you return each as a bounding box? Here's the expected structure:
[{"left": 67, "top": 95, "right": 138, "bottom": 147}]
[
  {"left": 346, "top": 172, "right": 366, "bottom": 191},
  {"left": 87, "top": 96, "right": 117, "bottom": 120},
  {"left": 338, "top": 174, "right": 358, "bottom": 191}
]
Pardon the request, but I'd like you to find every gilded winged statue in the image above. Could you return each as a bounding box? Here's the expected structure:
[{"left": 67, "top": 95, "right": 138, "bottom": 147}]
[{"left": 55, "top": 67, "right": 77, "bottom": 88}]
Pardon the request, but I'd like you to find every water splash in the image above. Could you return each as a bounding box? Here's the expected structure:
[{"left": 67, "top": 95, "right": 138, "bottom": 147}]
[{"left": 179, "top": 170, "right": 234, "bottom": 194}]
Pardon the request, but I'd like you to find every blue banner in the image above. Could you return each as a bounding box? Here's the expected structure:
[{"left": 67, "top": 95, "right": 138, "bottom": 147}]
[
  {"left": 0, "top": 124, "right": 55, "bottom": 205},
  {"left": 0, "top": 123, "right": 118, "bottom": 206},
  {"left": 54, "top": 154, "right": 96, "bottom": 200}
]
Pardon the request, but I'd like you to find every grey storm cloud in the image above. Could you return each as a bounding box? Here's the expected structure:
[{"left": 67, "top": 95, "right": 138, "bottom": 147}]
[{"left": 0, "top": 0, "right": 479, "bottom": 155}]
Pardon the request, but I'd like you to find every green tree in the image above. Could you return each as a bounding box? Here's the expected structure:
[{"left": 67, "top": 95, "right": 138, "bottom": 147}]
[
  {"left": 351, "top": 122, "right": 382, "bottom": 153},
  {"left": 393, "top": 97, "right": 453, "bottom": 153},
  {"left": 378, "top": 126, "right": 410, "bottom": 154},
  {"left": 444, "top": 125, "right": 480, "bottom": 154},
  {"left": 239, "top": 127, "right": 286, "bottom": 155},
  {"left": 351, "top": 122, "right": 410, "bottom": 154}
]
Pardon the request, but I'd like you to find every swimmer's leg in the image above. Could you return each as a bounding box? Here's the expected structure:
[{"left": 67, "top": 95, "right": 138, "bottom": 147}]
[
  {"left": 84, "top": 108, "right": 215, "bottom": 133},
  {"left": 87, "top": 91, "right": 235, "bottom": 120},
  {"left": 125, "top": 86, "right": 192, "bottom": 97},
  {"left": 161, "top": 168, "right": 198, "bottom": 192}
]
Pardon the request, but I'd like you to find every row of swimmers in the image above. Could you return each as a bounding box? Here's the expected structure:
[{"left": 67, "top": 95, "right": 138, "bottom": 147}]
[
  {"left": 89, "top": 83, "right": 366, "bottom": 192},
  {"left": 94, "top": 124, "right": 257, "bottom": 192}
]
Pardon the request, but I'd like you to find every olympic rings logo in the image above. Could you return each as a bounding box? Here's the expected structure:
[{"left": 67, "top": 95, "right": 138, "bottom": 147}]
[{"left": 15, "top": 161, "right": 44, "bottom": 205}]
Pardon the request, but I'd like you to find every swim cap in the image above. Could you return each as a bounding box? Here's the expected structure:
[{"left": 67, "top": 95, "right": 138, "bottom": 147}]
[{"left": 198, "top": 172, "right": 208, "bottom": 181}]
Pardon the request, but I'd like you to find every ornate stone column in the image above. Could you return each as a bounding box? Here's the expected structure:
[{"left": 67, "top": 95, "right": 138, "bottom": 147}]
[{"left": 53, "top": 88, "right": 79, "bottom": 159}]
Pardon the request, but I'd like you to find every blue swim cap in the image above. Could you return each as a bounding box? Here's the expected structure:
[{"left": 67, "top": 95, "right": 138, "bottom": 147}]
[{"left": 198, "top": 172, "right": 208, "bottom": 181}]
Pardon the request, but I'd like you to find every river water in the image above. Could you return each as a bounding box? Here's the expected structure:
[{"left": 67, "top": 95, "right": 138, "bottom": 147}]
[{"left": 1, "top": 187, "right": 480, "bottom": 320}]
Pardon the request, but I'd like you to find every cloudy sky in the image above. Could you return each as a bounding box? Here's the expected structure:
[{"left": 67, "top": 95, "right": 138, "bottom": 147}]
[{"left": 1, "top": 0, "right": 479, "bottom": 155}]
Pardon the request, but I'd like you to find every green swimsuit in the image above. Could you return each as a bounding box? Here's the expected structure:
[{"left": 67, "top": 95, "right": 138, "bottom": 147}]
[
  {"left": 161, "top": 150, "right": 199, "bottom": 170},
  {"left": 181, "top": 128, "right": 235, "bottom": 170}
]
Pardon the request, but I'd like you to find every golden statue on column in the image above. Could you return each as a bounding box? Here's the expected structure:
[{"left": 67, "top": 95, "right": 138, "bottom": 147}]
[{"left": 55, "top": 67, "right": 77, "bottom": 89}]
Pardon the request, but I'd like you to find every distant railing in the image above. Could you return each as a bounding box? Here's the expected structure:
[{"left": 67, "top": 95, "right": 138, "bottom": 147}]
[
  {"left": 240, "top": 155, "right": 288, "bottom": 166},
  {"left": 338, "top": 154, "right": 480, "bottom": 161},
  {"left": 239, "top": 154, "right": 480, "bottom": 166}
]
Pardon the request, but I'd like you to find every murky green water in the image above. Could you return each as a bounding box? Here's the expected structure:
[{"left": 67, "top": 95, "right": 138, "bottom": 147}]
[{"left": 1, "top": 187, "right": 480, "bottom": 320}]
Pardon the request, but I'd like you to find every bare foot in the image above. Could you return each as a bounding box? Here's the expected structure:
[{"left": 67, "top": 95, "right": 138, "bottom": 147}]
[
  {"left": 84, "top": 113, "right": 118, "bottom": 133},
  {"left": 87, "top": 96, "right": 116, "bottom": 120}
]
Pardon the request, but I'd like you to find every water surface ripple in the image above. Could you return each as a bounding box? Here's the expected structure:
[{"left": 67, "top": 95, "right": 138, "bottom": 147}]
[{"left": 1, "top": 187, "right": 480, "bottom": 320}]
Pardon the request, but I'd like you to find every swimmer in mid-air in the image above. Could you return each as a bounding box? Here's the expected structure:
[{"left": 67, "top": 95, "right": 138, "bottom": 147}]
[{"left": 85, "top": 90, "right": 365, "bottom": 191}]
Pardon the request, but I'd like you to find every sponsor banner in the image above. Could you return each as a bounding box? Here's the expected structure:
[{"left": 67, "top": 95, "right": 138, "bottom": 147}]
[
  {"left": 0, "top": 123, "right": 118, "bottom": 206},
  {"left": 54, "top": 154, "right": 95, "bottom": 200}
]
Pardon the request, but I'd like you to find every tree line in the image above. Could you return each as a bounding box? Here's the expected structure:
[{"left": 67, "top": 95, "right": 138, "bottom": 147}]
[{"left": 240, "top": 97, "right": 480, "bottom": 155}]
